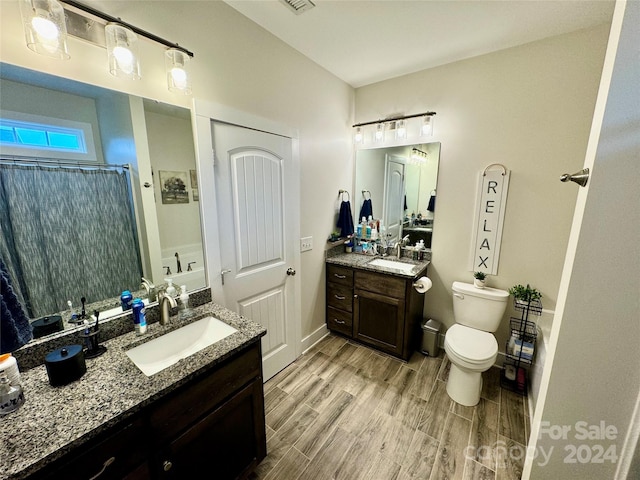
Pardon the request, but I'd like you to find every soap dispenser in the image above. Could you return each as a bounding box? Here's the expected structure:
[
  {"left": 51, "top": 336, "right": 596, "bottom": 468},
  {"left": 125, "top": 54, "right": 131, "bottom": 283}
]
[{"left": 165, "top": 278, "right": 176, "bottom": 297}]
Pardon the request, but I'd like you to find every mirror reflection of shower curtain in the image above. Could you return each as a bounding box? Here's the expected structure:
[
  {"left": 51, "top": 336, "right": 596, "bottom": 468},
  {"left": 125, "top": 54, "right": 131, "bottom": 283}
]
[{"left": 0, "top": 164, "right": 142, "bottom": 318}]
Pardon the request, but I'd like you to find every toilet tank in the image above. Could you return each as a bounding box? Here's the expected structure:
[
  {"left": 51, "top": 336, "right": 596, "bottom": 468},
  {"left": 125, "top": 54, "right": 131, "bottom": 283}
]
[{"left": 452, "top": 281, "right": 509, "bottom": 332}]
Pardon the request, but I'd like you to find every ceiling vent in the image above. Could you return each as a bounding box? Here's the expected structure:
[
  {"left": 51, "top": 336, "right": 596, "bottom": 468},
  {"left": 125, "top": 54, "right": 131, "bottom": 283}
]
[{"left": 280, "top": 0, "right": 316, "bottom": 15}]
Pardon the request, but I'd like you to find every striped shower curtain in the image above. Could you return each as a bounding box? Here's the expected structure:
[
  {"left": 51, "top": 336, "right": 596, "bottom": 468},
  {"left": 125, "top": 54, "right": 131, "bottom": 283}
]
[{"left": 0, "top": 164, "right": 142, "bottom": 318}]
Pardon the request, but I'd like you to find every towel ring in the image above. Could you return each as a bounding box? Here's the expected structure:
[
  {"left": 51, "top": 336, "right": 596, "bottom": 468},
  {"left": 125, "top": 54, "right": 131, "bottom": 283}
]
[
  {"left": 338, "top": 189, "right": 350, "bottom": 201},
  {"left": 482, "top": 163, "right": 507, "bottom": 176},
  {"left": 362, "top": 190, "right": 371, "bottom": 200}
]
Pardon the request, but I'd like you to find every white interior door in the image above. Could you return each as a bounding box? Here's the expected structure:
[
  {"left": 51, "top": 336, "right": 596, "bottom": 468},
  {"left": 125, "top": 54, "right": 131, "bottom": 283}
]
[
  {"left": 211, "top": 121, "right": 298, "bottom": 381},
  {"left": 383, "top": 154, "right": 406, "bottom": 241}
]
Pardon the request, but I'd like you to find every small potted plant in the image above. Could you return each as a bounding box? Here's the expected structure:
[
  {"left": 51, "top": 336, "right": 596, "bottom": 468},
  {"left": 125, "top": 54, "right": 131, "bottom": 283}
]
[
  {"left": 509, "top": 284, "right": 542, "bottom": 306},
  {"left": 473, "top": 271, "right": 487, "bottom": 288}
]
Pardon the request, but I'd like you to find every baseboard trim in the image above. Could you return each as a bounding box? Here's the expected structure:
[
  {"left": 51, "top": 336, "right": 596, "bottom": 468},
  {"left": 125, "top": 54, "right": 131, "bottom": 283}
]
[{"left": 301, "top": 324, "right": 330, "bottom": 355}]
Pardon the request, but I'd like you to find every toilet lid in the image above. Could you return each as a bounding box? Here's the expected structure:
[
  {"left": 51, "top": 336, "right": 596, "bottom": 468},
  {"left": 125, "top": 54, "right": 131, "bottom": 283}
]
[{"left": 446, "top": 324, "right": 497, "bottom": 362}]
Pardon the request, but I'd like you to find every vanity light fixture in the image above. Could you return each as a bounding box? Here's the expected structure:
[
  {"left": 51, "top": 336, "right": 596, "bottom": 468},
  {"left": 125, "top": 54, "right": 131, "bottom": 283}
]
[
  {"left": 18, "top": 0, "right": 194, "bottom": 93},
  {"left": 353, "top": 111, "right": 436, "bottom": 146},
  {"left": 165, "top": 48, "right": 192, "bottom": 94},
  {"left": 420, "top": 115, "right": 434, "bottom": 136},
  {"left": 354, "top": 126, "right": 363, "bottom": 144},
  {"left": 410, "top": 147, "right": 428, "bottom": 164},
  {"left": 19, "top": 0, "right": 69, "bottom": 59},
  {"left": 374, "top": 123, "right": 385, "bottom": 142},
  {"left": 105, "top": 23, "right": 140, "bottom": 79},
  {"left": 395, "top": 119, "right": 407, "bottom": 140}
]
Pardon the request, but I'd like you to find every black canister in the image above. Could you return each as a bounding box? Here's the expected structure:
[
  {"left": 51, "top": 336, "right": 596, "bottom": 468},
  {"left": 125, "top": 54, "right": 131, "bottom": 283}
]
[
  {"left": 31, "top": 315, "right": 64, "bottom": 339},
  {"left": 44, "top": 345, "right": 86, "bottom": 387}
]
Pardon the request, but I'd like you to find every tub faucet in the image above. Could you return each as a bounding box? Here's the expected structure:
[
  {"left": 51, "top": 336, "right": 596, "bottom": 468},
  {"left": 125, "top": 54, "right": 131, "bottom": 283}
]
[
  {"left": 175, "top": 252, "right": 182, "bottom": 273},
  {"left": 140, "top": 277, "right": 157, "bottom": 302},
  {"left": 159, "top": 291, "right": 178, "bottom": 325}
]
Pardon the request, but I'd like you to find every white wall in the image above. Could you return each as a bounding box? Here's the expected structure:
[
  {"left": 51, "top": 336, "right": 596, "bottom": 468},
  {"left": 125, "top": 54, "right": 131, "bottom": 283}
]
[{"left": 355, "top": 24, "right": 611, "bottom": 353}]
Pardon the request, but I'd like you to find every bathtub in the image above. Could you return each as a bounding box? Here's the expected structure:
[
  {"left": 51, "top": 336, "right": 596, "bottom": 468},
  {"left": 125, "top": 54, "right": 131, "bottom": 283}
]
[{"left": 162, "top": 244, "right": 206, "bottom": 291}]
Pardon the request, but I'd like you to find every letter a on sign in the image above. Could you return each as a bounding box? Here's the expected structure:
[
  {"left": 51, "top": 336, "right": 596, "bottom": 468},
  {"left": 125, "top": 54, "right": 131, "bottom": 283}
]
[{"left": 468, "top": 164, "right": 510, "bottom": 275}]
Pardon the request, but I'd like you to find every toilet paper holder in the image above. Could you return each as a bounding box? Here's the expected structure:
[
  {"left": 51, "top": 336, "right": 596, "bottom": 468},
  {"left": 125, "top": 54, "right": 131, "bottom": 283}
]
[{"left": 413, "top": 276, "right": 432, "bottom": 294}]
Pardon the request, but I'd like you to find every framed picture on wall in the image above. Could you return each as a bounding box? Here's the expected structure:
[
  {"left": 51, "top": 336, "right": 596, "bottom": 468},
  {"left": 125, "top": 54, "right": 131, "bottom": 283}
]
[
  {"left": 190, "top": 169, "right": 199, "bottom": 201},
  {"left": 159, "top": 170, "right": 189, "bottom": 204}
]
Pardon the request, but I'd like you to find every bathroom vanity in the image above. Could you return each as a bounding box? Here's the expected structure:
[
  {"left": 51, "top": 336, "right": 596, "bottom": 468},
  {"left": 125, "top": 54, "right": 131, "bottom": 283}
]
[
  {"left": 0, "top": 302, "right": 267, "bottom": 480},
  {"left": 325, "top": 251, "right": 430, "bottom": 361}
]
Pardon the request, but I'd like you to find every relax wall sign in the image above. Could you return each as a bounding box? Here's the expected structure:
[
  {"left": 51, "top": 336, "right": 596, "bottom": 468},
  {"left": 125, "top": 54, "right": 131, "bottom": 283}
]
[{"left": 469, "top": 164, "right": 510, "bottom": 275}]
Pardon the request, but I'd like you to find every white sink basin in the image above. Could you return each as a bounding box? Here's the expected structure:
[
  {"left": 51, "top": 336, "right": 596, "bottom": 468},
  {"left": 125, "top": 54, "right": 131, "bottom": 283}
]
[
  {"left": 368, "top": 258, "right": 416, "bottom": 274},
  {"left": 126, "top": 316, "right": 238, "bottom": 376}
]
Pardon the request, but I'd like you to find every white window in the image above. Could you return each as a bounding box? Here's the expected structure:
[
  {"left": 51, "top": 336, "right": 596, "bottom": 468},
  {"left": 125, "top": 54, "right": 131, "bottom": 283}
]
[{"left": 0, "top": 110, "right": 97, "bottom": 162}]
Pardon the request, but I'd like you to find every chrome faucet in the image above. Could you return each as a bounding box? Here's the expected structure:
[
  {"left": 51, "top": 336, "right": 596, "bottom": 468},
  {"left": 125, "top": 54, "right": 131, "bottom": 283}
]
[
  {"left": 159, "top": 291, "right": 178, "bottom": 325},
  {"left": 140, "top": 277, "right": 157, "bottom": 302},
  {"left": 175, "top": 252, "right": 182, "bottom": 273}
]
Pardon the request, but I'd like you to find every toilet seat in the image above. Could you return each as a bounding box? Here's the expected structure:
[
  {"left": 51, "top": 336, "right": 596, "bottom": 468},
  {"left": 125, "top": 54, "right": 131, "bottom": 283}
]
[{"left": 445, "top": 324, "right": 498, "bottom": 369}]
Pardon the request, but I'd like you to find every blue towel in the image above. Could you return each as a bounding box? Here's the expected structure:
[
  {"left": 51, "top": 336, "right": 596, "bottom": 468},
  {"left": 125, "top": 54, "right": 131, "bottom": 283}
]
[
  {"left": 336, "top": 201, "right": 355, "bottom": 237},
  {"left": 1, "top": 260, "right": 32, "bottom": 354},
  {"left": 427, "top": 194, "right": 436, "bottom": 212},
  {"left": 359, "top": 199, "right": 373, "bottom": 220}
]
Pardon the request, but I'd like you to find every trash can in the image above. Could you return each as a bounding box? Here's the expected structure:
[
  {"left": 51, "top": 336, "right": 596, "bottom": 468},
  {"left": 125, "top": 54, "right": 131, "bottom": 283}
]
[{"left": 421, "top": 319, "right": 441, "bottom": 357}]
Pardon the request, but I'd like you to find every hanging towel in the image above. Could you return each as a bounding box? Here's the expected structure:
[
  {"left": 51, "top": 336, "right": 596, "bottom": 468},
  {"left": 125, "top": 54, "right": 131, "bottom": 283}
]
[
  {"left": 336, "top": 201, "right": 355, "bottom": 237},
  {"left": 1, "top": 259, "right": 32, "bottom": 354},
  {"left": 359, "top": 198, "right": 373, "bottom": 220},
  {"left": 427, "top": 194, "right": 436, "bottom": 212}
]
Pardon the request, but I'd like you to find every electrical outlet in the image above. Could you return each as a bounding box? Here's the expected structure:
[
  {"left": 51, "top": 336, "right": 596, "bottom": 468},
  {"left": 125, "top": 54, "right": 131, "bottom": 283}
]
[{"left": 300, "top": 236, "right": 313, "bottom": 252}]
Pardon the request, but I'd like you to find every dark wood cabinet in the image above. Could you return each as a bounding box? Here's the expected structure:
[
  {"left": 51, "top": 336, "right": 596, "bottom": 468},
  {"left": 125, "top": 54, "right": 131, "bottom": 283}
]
[
  {"left": 34, "top": 342, "right": 266, "bottom": 480},
  {"left": 326, "top": 265, "right": 354, "bottom": 337},
  {"left": 326, "top": 262, "right": 425, "bottom": 361}
]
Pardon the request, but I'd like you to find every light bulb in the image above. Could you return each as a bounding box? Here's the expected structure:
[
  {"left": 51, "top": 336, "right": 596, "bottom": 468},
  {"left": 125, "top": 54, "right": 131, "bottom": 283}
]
[
  {"left": 171, "top": 67, "right": 188, "bottom": 89},
  {"left": 396, "top": 120, "right": 406, "bottom": 139},
  {"left": 113, "top": 46, "right": 135, "bottom": 75},
  {"left": 31, "top": 16, "right": 58, "bottom": 40}
]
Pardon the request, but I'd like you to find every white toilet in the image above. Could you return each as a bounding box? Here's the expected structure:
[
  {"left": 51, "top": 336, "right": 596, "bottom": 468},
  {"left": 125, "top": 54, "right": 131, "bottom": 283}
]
[{"left": 444, "top": 281, "right": 509, "bottom": 406}]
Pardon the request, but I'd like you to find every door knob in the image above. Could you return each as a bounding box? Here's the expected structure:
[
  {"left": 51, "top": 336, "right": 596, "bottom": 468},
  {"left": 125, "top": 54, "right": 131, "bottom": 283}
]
[
  {"left": 287, "top": 268, "right": 296, "bottom": 276},
  {"left": 221, "top": 269, "right": 231, "bottom": 286},
  {"left": 560, "top": 168, "right": 589, "bottom": 187}
]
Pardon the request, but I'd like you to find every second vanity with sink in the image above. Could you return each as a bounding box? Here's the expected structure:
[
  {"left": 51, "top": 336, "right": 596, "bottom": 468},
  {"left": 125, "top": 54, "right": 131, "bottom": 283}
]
[
  {"left": 1, "top": 300, "right": 267, "bottom": 480},
  {"left": 325, "top": 248, "right": 430, "bottom": 361}
]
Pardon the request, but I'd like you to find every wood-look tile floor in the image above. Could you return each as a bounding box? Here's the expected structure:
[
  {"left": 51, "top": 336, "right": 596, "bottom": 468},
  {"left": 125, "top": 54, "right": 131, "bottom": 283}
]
[{"left": 250, "top": 334, "right": 529, "bottom": 480}]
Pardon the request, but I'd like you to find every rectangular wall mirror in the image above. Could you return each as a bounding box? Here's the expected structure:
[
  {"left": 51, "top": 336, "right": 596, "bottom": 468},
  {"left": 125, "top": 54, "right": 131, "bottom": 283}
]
[
  {"left": 0, "top": 62, "right": 206, "bottom": 342},
  {"left": 354, "top": 142, "right": 441, "bottom": 247}
]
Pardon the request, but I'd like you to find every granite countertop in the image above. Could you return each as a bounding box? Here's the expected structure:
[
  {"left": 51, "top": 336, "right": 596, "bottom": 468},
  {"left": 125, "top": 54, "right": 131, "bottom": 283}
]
[
  {"left": 0, "top": 302, "right": 267, "bottom": 480},
  {"left": 326, "top": 250, "right": 430, "bottom": 279}
]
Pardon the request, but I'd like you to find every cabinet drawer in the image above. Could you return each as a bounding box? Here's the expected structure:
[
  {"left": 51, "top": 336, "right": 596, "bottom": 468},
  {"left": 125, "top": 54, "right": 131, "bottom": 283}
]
[
  {"left": 149, "top": 342, "right": 261, "bottom": 442},
  {"left": 42, "top": 419, "right": 147, "bottom": 480},
  {"left": 355, "top": 270, "right": 406, "bottom": 298},
  {"left": 327, "top": 306, "right": 353, "bottom": 336},
  {"left": 327, "top": 264, "right": 353, "bottom": 287},
  {"left": 327, "top": 283, "right": 353, "bottom": 312}
]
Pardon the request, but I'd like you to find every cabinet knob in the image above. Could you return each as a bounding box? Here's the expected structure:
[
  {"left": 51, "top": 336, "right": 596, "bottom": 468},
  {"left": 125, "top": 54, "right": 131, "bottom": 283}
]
[
  {"left": 354, "top": 294, "right": 358, "bottom": 298},
  {"left": 163, "top": 460, "right": 173, "bottom": 472},
  {"left": 287, "top": 267, "right": 296, "bottom": 276}
]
